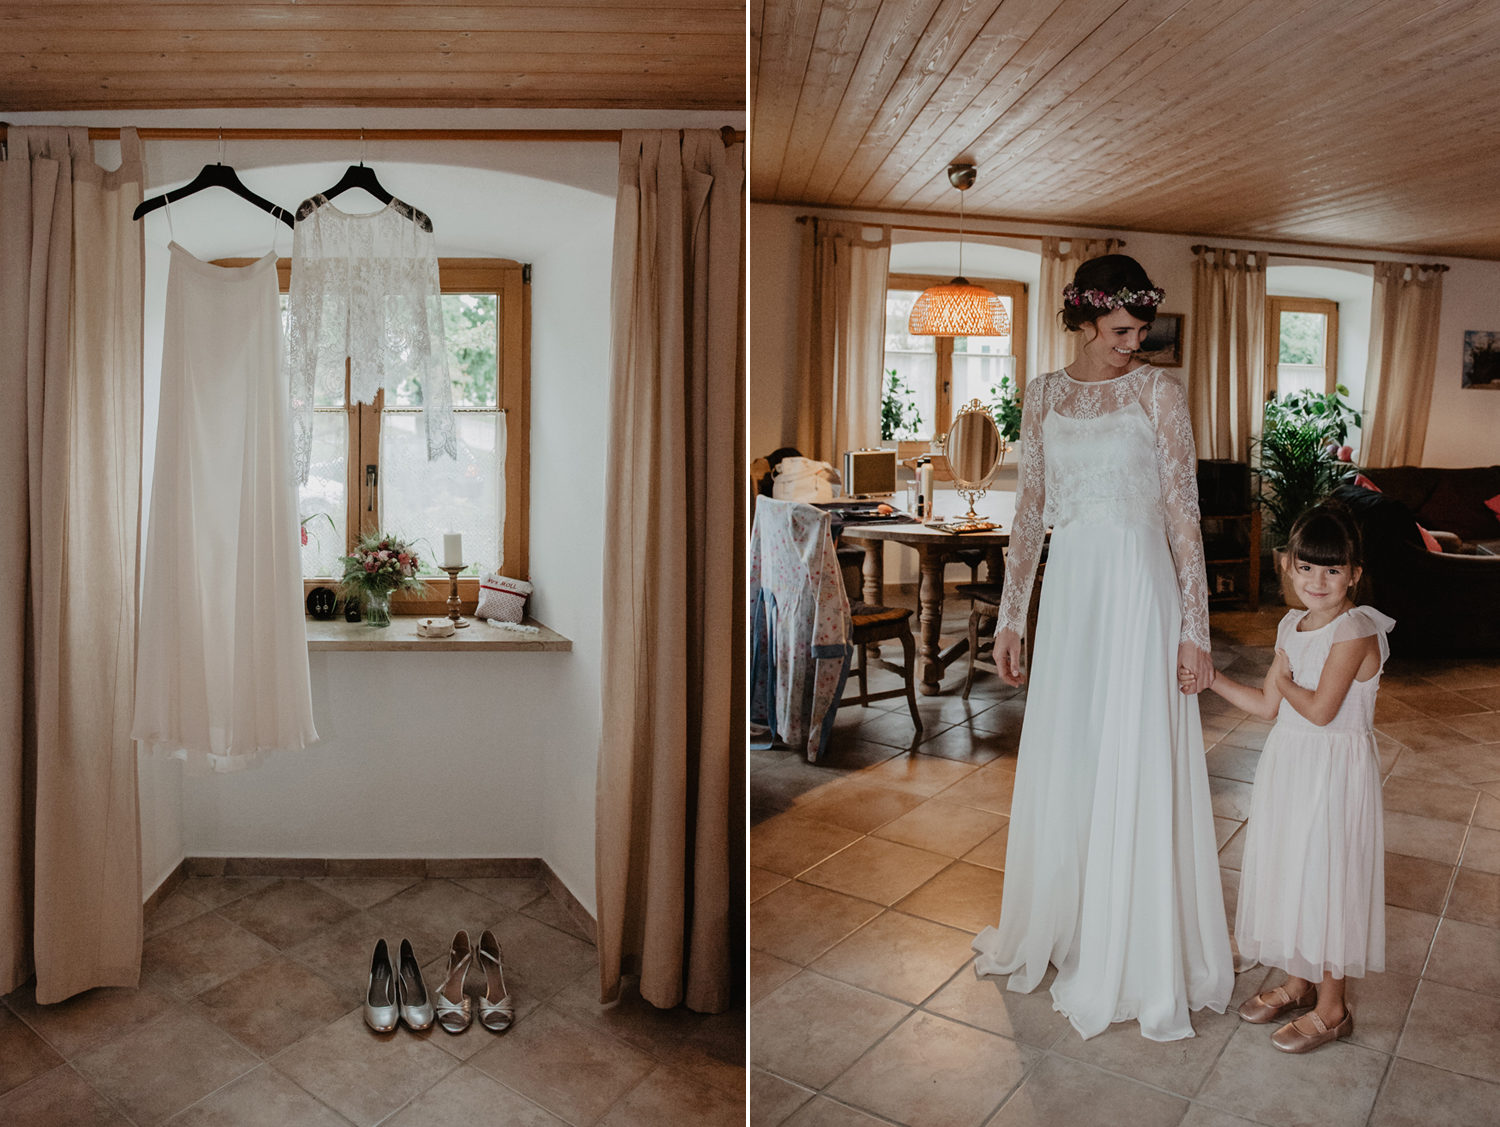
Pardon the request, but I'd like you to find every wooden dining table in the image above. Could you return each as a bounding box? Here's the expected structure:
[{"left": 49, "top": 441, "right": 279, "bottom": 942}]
[{"left": 839, "top": 521, "right": 1009, "bottom": 696}]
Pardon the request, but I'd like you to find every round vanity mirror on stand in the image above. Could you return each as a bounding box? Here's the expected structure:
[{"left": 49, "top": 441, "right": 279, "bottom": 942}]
[{"left": 946, "top": 399, "right": 1007, "bottom": 524}]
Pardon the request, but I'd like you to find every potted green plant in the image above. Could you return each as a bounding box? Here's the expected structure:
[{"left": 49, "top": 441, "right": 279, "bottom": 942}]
[
  {"left": 879, "top": 368, "right": 923, "bottom": 441},
  {"left": 1253, "top": 385, "right": 1360, "bottom": 603},
  {"left": 985, "top": 373, "right": 1023, "bottom": 444}
]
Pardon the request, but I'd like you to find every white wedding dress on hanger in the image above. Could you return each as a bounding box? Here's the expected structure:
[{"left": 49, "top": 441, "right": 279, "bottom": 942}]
[{"left": 972, "top": 364, "right": 1232, "bottom": 1041}]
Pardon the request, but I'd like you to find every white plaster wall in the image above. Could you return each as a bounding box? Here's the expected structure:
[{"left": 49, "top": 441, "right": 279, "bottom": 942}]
[{"left": 10, "top": 108, "right": 740, "bottom": 911}]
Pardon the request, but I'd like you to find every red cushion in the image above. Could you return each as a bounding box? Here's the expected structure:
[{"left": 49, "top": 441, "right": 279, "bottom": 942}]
[
  {"left": 1353, "top": 474, "right": 1382, "bottom": 492},
  {"left": 1416, "top": 523, "right": 1443, "bottom": 553},
  {"left": 1487, "top": 493, "right": 1500, "bottom": 522}
]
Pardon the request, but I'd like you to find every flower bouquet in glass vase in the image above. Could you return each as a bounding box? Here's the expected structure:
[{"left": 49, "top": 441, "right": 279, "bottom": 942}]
[{"left": 338, "top": 532, "right": 427, "bottom": 627}]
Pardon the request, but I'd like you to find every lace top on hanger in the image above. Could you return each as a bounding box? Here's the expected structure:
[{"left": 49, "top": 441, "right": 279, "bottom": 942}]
[
  {"left": 285, "top": 194, "right": 456, "bottom": 483},
  {"left": 998, "top": 365, "right": 1212, "bottom": 652}
]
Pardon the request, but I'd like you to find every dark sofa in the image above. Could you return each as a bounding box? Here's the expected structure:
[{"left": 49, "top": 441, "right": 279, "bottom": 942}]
[
  {"left": 1331, "top": 475, "right": 1500, "bottom": 656},
  {"left": 1360, "top": 464, "right": 1500, "bottom": 552}
]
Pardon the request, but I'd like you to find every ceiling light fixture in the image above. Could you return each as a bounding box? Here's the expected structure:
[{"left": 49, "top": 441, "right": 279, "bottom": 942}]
[{"left": 907, "top": 163, "right": 1011, "bottom": 337}]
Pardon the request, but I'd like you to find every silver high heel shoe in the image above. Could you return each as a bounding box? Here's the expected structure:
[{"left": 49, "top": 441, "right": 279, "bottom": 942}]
[
  {"left": 434, "top": 930, "right": 473, "bottom": 1034},
  {"left": 477, "top": 929, "right": 515, "bottom": 1032},
  {"left": 363, "top": 938, "right": 398, "bottom": 1032},
  {"left": 396, "top": 938, "right": 435, "bottom": 1031}
]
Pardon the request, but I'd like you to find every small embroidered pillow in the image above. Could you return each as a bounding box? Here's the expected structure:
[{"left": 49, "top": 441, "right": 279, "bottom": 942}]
[{"left": 477, "top": 573, "right": 533, "bottom": 623}]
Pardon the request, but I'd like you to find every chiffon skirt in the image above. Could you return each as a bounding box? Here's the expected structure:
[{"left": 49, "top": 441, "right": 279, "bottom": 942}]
[
  {"left": 972, "top": 519, "right": 1233, "bottom": 1041},
  {"left": 1235, "top": 724, "right": 1385, "bottom": 980}
]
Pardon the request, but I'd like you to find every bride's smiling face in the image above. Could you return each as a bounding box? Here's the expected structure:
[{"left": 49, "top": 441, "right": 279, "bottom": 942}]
[{"left": 1080, "top": 308, "right": 1152, "bottom": 370}]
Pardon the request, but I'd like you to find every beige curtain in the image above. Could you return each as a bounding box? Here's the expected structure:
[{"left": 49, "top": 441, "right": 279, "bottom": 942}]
[
  {"left": 1036, "top": 236, "right": 1122, "bottom": 382},
  {"left": 1361, "top": 262, "right": 1445, "bottom": 467},
  {"left": 794, "top": 219, "right": 891, "bottom": 461},
  {"left": 0, "top": 127, "right": 145, "bottom": 1002},
  {"left": 1188, "top": 245, "right": 1267, "bottom": 460},
  {"left": 596, "top": 130, "right": 743, "bottom": 1013}
]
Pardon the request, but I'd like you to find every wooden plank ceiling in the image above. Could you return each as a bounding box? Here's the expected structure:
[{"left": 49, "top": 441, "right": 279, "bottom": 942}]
[
  {"left": 752, "top": 0, "right": 1500, "bottom": 259},
  {"left": 0, "top": 0, "right": 745, "bottom": 110}
]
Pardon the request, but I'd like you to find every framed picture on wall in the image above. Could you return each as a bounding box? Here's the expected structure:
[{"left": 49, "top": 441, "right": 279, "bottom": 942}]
[
  {"left": 1462, "top": 330, "right": 1500, "bottom": 388},
  {"left": 1140, "top": 312, "right": 1184, "bottom": 367}
]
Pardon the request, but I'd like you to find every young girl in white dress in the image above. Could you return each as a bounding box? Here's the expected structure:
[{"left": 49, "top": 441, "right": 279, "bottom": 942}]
[
  {"left": 973, "top": 255, "right": 1232, "bottom": 1042},
  {"left": 1183, "top": 503, "right": 1391, "bottom": 1053}
]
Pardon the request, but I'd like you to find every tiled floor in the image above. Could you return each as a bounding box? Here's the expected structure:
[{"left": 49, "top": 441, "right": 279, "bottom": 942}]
[
  {"left": 751, "top": 598, "right": 1500, "bottom": 1127},
  {"left": 1, "top": 876, "right": 744, "bottom": 1126}
]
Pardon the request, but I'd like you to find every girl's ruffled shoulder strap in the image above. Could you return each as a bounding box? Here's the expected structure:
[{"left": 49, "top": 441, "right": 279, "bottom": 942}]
[{"left": 1332, "top": 605, "right": 1397, "bottom": 666}]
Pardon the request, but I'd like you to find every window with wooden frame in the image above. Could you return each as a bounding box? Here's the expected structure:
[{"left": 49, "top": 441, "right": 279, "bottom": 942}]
[
  {"left": 882, "top": 273, "right": 1028, "bottom": 443},
  {"left": 1266, "top": 296, "right": 1338, "bottom": 398},
  {"left": 228, "top": 257, "right": 531, "bottom": 615}
]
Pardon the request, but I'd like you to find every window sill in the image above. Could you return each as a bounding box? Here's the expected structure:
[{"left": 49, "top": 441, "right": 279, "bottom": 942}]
[{"left": 305, "top": 617, "right": 571, "bottom": 652}]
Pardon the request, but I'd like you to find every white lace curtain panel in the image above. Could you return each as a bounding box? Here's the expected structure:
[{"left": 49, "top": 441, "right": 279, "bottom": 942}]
[{"left": 285, "top": 196, "right": 457, "bottom": 483}]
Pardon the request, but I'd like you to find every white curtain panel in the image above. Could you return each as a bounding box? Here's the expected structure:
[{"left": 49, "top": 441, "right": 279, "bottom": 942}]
[
  {"left": 1361, "top": 262, "right": 1445, "bottom": 467},
  {"left": 795, "top": 219, "right": 891, "bottom": 462},
  {"left": 1188, "top": 245, "right": 1267, "bottom": 461},
  {"left": 0, "top": 127, "right": 144, "bottom": 1002},
  {"left": 1036, "top": 236, "right": 1122, "bottom": 384}
]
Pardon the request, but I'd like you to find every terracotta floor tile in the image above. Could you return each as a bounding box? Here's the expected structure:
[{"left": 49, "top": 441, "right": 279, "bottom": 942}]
[
  {"left": 933, "top": 764, "right": 1016, "bottom": 815},
  {"left": 2, "top": 982, "right": 175, "bottom": 1061},
  {"left": 915, "top": 723, "right": 1012, "bottom": 765},
  {"left": 1376, "top": 696, "right": 1427, "bottom": 725},
  {"left": 784, "top": 1097, "right": 893, "bottom": 1126},
  {"left": 1379, "top": 718, "right": 1481, "bottom": 754},
  {"left": 519, "top": 889, "right": 594, "bottom": 943},
  {"left": 963, "top": 820, "right": 1011, "bottom": 871},
  {"left": 176, "top": 876, "right": 277, "bottom": 910},
  {"left": 854, "top": 706, "right": 931, "bottom": 751},
  {"left": 194, "top": 956, "right": 352, "bottom": 1057},
  {"left": 451, "top": 876, "right": 550, "bottom": 910},
  {"left": 1345, "top": 969, "right": 1419, "bottom": 1053},
  {"left": 272, "top": 1008, "right": 457, "bottom": 1127},
  {"left": 752, "top": 866, "right": 790, "bottom": 902},
  {"left": 1219, "top": 719, "right": 1273, "bottom": 752},
  {"left": 207, "top": 876, "right": 360, "bottom": 950},
  {"left": 750, "top": 880, "right": 882, "bottom": 965},
  {"left": 382, "top": 1062, "right": 567, "bottom": 1126},
  {"left": 1386, "top": 686, "right": 1492, "bottom": 718},
  {"left": 1443, "top": 711, "right": 1500, "bottom": 745},
  {"left": 1369, "top": 1056, "right": 1500, "bottom": 1127},
  {"left": 1415, "top": 663, "right": 1500, "bottom": 693},
  {"left": 751, "top": 814, "right": 863, "bottom": 877},
  {"left": 857, "top": 753, "right": 982, "bottom": 796},
  {"left": 1208, "top": 776, "right": 1254, "bottom": 821},
  {"left": 1384, "top": 852, "right": 1455, "bottom": 915},
  {"left": 872, "top": 801, "right": 1006, "bottom": 858},
  {"left": 1461, "top": 825, "right": 1500, "bottom": 874},
  {"left": 598, "top": 1064, "right": 744, "bottom": 1126},
  {"left": 826, "top": 1010, "right": 1034, "bottom": 1127},
  {"left": 751, "top": 951, "right": 800, "bottom": 1004},
  {"left": 1398, "top": 978, "right": 1500, "bottom": 1083},
  {"left": 751, "top": 1069, "right": 813, "bottom": 1127},
  {"left": 478, "top": 910, "right": 598, "bottom": 1016},
  {"left": 1447, "top": 866, "right": 1500, "bottom": 928},
  {"left": 144, "top": 888, "right": 213, "bottom": 939},
  {"left": 750, "top": 971, "right": 909, "bottom": 1090},
  {"left": 792, "top": 779, "right": 928, "bottom": 834},
  {"left": 924, "top": 962, "right": 1070, "bottom": 1049},
  {"left": 1205, "top": 744, "right": 1261, "bottom": 784},
  {"left": 801, "top": 836, "right": 952, "bottom": 905},
  {"left": 73, "top": 1007, "right": 260, "bottom": 1126},
  {"left": 0, "top": 1065, "right": 131, "bottom": 1126},
  {"left": 165, "top": 1063, "right": 352, "bottom": 1127},
  {"left": 986, "top": 1052, "right": 1185, "bottom": 1127},
  {"left": 141, "top": 911, "right": 278, "bottom": 1000},
  {"left": 366, "top": 879, "right": 504, "bottom": 958},
  {"left": 305, "top": 875, "right": 420, "bottom": 910},
  {"left": 1196, "top": 1021, "right": 1388, "bottom": 1127},
  {"left": 1424, "top": 917, "right": 1500, "bottom": 997},
  {"left": 0, "top": 1006, "right": 63, "bottom": 1096},
  {"left": 471, "top": 1005, "right": 657, "bottom": 1126},
  {"left": 1383, "top": 905, "right": 1441, "bottom": 976},
  {"left": 811, "top": 910, "right": 978, "bottom": 1005},
  {"left": 1053, "top": 1005, "right": 1240, "bottom": 1096},
  {"left": 1178, "top": 1107, "right": 1267, "bottom": 1127},
  {"left": 1384, "top": 809, "right": 1470, "bottom": 864},
  {"left": 1479, "top": 793, "right": 1500, "bottom": 830},
  {"left": 896, "top": 862, "right": 1006, "bottom": 934},
  {"left": 283, "top": 909, "right": 396, "bottom": 1003},
  {"left": 1382, "top": 776, "right": 1481, "bottom": 824},
  {"left": 1218, "top": 823, "right": 1248, "bottom": 872}
]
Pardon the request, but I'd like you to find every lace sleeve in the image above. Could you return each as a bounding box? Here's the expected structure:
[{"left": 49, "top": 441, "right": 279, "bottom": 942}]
[
  {"left": 1147, "top": 370, "right": 1211, "bottom": 651},
  {"left": 997, "top": 374, "right": 1048, "bottom": 637}
]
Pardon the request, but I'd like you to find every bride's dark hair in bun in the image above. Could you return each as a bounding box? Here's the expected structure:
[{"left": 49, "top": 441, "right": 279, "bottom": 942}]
[{"left": 1060, "top": 254, "right": 1163, "bottom": 332}]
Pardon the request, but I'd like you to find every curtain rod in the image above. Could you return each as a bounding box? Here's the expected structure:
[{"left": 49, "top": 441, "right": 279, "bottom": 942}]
[
  {"left": 1190, "top": 244, "right": 1449, "bottom": 272},
  {"left": 794, "top": 214, "right": 1123, "bottom": 247},
  {"left": 0, "top": 125, "right": 744, "bottom": 145}
]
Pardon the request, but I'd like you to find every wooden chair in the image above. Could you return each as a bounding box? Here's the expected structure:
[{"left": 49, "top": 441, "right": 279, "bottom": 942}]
[
  {"left": 841, "top": 602, "right": 923, "bottom": 738},
  {"left": 958, "top": 555, "right": 1046, "bottom": 698}
]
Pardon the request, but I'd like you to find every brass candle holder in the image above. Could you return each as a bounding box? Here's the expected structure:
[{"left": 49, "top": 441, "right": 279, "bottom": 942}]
[{"left": 438, "top": 564, "right": 471, "bottom": 628}]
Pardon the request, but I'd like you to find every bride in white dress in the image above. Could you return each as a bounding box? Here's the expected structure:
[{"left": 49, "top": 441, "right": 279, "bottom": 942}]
[{"left": 972, "top": 255, "right": 1233, "bottom": 1041}]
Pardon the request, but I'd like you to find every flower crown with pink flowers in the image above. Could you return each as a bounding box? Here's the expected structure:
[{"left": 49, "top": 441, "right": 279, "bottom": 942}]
[{"left": 1063, "top": 283, "right": 1166, "bottom": 309}]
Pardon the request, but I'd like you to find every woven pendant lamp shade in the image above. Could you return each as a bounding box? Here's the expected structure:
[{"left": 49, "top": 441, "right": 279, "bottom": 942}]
[{"left": 907, "top": 279, "right": 1011, "bottom": 336}]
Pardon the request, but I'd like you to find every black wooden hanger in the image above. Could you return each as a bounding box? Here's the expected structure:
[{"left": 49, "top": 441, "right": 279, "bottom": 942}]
[
  {"left": 298, "top": 159, "right": 434, "bottom": 233},
  {"left": 133, "top": 160, "right": 295, "bottom": 228}
]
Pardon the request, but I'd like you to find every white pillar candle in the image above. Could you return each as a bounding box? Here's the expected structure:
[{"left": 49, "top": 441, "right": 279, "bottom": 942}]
[{"left": 443, "top": 532, "right": 463, "bottom": 567}]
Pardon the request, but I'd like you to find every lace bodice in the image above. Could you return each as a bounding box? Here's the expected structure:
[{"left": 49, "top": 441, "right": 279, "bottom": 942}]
[
  {"left": 285, "top": 195, "right": 456, "bottom": 483},
  {"left": 999, "top": 366, "right": 1211, "bottom": 651},
  {"left": 1275, "top": 606, "right": 1395, "bottom": 734}
]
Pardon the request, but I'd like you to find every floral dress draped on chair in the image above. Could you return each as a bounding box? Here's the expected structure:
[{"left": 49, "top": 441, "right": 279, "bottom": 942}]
[{"left": 972, "top": 365, "right": 1233, "bottom": 1041}]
